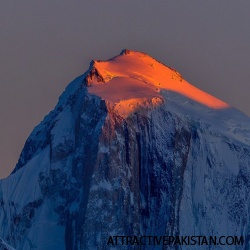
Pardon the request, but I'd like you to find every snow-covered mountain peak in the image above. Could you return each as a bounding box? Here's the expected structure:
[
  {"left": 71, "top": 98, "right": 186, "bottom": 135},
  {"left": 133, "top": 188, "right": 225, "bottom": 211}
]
[
  {"left": 85, "top": 50, "right": 229, "bottom": 110},
  {"left": 1, "top": 50, "right": 250, "bottom": 249},
  {"left": 83, "top": 50, "right": 249, "bottom": 143}
]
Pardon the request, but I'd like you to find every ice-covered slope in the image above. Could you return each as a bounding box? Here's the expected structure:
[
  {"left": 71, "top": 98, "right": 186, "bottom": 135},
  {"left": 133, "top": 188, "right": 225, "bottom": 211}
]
[{"left": 0, "top": 50, "right": 250, "bottom": 249}]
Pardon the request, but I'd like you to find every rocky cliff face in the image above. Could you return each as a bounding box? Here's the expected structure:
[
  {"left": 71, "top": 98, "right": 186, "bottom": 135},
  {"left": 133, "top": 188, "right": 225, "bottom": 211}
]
[{"left": 0, "top": 50, "right": 250, "bottom": 249}]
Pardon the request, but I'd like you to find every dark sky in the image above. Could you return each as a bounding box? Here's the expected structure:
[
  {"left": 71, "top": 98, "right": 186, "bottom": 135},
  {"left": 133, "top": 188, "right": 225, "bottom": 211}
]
[{"left": 1, "top": 0, "right": 250, "bottom": 178}]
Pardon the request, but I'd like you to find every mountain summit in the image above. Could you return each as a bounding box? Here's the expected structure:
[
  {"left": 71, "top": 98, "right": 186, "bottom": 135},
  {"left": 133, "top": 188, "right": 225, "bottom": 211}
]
[
  {"left": 0, "top": 50, "right": 250, "bottom": 249},
  {"left": 86, "top": 49, "right": 228, "bottom": 109}
]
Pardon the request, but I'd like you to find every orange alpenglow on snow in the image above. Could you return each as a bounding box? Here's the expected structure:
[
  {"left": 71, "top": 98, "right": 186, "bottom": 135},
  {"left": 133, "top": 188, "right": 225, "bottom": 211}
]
[{"left": 87, "top": 49, "right": 229, "bottom": 109}]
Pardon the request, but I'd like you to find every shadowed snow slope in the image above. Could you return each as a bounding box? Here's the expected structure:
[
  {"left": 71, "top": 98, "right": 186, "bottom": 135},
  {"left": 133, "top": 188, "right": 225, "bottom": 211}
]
[{"left": 0, "top": 50, "right": 250, "bottom": 250}]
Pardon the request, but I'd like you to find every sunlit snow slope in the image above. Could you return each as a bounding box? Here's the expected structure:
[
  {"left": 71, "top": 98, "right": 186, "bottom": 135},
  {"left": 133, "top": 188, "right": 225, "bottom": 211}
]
[
  {"left": 87, "top": 49, "right": 228, "bottom": 109},
  {"left": 0, "top": 50, "right": 250, "bottom": 250}
]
